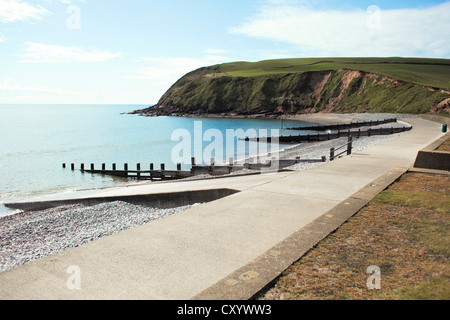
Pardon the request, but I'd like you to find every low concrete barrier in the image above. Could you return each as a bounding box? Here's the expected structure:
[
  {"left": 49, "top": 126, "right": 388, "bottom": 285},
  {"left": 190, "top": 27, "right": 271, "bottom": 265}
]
[
  {"left": 413, "top": 133, "right": 450, "bottom": 170},
  {"left": 4, "top": 188, "right": 240, "bottom": 212}
]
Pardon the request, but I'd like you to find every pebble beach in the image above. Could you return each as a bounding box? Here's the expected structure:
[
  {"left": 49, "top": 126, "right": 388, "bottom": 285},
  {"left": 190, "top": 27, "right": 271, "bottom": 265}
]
[
  {"left": 0, "top": 114, "right": 414, "bottom": 273},
  {"left": 0, "top": 202, "right": 200, "bottom": 273}
]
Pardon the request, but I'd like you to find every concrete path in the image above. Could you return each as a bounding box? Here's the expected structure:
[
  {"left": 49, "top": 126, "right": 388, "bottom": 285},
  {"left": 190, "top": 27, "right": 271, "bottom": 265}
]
[{"left": 0, "top": 118, "right": 445, "bottom": 300}]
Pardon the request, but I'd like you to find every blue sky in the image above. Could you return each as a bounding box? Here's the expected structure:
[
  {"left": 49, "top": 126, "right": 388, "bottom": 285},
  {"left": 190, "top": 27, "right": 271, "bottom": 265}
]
[{"left": 0, "top": 0, "right": 449, "bottom": 104}]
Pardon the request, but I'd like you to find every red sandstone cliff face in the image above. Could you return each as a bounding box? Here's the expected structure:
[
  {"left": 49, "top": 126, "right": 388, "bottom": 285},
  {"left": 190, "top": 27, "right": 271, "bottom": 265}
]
[
  {"left": 132, "top": 68, "right": 450, "bottom": 117},
  {"left": 432, "top": 97, "right": 450, "bottom": 113}
]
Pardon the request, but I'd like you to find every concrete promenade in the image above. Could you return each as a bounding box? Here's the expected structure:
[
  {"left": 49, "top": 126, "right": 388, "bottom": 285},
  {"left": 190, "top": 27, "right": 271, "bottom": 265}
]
[{"left": 0, "top": 118, "right": 445, "bottom": 300}]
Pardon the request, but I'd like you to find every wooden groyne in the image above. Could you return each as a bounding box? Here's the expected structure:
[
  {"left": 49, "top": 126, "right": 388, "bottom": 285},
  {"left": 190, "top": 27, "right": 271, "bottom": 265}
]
[
  {"left": 63, "top": 163, "right": 193, "bottom": 181},
  {"left": 63, "top": 156, "right": 327, "bottom": 181},
  {"left": 286, "top": 118, "right": 398, "bottom": 131},
  {"left": 244, "top": 125, "right": 412, "bottom": 144},
  {"left": 62, "top": 121, "right": 412, "bottom": 181}
]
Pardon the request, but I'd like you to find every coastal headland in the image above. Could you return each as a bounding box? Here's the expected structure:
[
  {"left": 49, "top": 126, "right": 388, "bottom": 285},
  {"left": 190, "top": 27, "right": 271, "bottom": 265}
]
[{"left": 131, "top": 57, "right": 450, "bottom": 118}]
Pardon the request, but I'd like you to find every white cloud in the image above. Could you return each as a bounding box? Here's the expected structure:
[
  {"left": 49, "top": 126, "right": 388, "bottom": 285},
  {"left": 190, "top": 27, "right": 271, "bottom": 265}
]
[
  {"left": 0, "top": 0, "right": 50, "bottom": 23},
  {"left": 204, "top": 48, "right": 228, "bottom": 54},
  {"left": 17, "top": 42, "right": 122, "bottom": 63},
  {"left": 127, "top": 57, "right": 210, "bottom": 82},
  {"left": 204, "top": 55, "right": 232, "bottom": 62},
  {"left": 126, "top": 55, "right": 234, "bottom": 82},
  {"left": 231, "top": 2, "right": 450, "bottom": 58},
  {"left": 42, "top": 0, "right": 85, "bottom": 4},
  {"left": 124, "top": 55, "right": 234, "bottom": 103},
  {"left": 0, "top": 78, "right": 103, "bottom": 103},
  {"left": 0, "top": 79, "right": 111, "bottom": 104},
  {"left": 0, "top": 78, "right": 79, "bottom": 94},
  {"left": 59, "top": 0, "right": 85, "bottom": 3}
]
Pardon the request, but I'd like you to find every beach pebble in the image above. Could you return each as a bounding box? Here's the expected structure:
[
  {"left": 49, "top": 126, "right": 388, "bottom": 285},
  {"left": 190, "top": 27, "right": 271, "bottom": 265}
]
[{"left": 0, "top": 201, "right": 199, "bottom": 273}]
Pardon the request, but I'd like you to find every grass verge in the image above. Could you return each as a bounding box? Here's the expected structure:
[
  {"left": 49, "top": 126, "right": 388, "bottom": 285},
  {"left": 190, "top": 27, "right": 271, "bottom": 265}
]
[
  {"left": 256, "top": 172, "right": 449, "bottom": 300},
  {"left": 436, "top": 138, "right": 450, "bottom": 152}
]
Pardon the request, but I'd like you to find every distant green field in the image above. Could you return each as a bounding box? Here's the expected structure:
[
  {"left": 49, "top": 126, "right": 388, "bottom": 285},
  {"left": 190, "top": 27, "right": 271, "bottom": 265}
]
[{"left": 217, "top": 57, "right": 450, "bottom": 90}]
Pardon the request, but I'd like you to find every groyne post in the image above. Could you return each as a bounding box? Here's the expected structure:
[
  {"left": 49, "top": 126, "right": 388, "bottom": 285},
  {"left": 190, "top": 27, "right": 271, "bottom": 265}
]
[
  {"left": 160, "top": 164, "right": 165, "bottom": 179},
  {"left": 112, "top": 163, "right": 116, "bottom": 171},
  {"left": 330, "top": 148, "right": 335, "bottom": 161},
  {"left": 347, "top": 136, "right": 353, "bottom": 155}
]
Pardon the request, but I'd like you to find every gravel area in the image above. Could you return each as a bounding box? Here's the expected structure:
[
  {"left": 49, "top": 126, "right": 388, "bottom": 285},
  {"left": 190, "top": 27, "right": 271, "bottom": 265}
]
[
  {"left": 319, "top": 113, "right": 418, "bottom": 121},
  {"left": 285, "top": 113, "right": 417, "bottom": 126},
  {"left": 0, "top": 201, "right": 201, "bottom": 273},
  {"left": 281, "top": 132, "right": 406, "bottom": 171}
]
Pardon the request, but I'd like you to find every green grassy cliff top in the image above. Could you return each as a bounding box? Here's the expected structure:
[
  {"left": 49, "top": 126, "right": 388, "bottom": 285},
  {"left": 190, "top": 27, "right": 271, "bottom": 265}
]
[{"left": 209, "top": 57, "right": 450, "bottom": 90}]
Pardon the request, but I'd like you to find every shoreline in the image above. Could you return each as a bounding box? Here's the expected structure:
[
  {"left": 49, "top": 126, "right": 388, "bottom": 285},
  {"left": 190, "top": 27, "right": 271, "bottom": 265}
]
[
  {"left": 0, "top": 113, "right": 411, "bottom": 273},
  {"left": 0, "top": 113, "right": 412, "bottom": 215},
  {"left": 0, "top": 131, "right": 409, "bottom": 273},
  {"left": 132, "top": 110, "right": 418, "bottom": 123}
]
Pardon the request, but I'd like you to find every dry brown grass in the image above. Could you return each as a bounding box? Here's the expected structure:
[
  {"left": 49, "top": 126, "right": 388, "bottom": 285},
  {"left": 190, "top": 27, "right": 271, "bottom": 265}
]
[
  {"left": 436, "top": 138, "right": 450, "bottom": 152},
  {"left": 257, "top": 172, "right": 450, "bottom": 300}
]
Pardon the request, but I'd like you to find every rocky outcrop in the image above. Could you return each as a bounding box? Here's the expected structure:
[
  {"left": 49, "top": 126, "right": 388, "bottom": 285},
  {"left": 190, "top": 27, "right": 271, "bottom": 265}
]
[
  {"left": 432, "top": 97, "right": 450, "bottom": 113},
  {"left": 132, "top": 67, "right": 450, "bottom": 117}
]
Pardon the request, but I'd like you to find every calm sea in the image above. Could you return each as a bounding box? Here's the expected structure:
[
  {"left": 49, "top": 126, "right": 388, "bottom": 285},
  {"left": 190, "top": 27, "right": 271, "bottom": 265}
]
[{"left": 0, "top": 104, "right": 314, "bottom": 216}]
